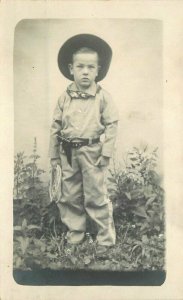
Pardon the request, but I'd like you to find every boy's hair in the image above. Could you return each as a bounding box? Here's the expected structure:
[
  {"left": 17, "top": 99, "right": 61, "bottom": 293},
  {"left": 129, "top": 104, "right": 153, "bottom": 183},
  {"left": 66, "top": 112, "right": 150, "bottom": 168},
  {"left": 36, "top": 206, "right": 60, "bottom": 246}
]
[{"left": 72, "top": 47, "right": 100, "bottom": 64}]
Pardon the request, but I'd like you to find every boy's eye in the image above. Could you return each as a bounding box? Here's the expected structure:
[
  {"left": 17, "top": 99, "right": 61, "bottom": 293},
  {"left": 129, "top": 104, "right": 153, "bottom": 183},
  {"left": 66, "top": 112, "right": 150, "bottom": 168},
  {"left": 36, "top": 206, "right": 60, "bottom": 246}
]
[
  {"left": 75, "top": 64, "right": 96, "bottom": 70},
  {"left": 75, "top": 64, "right": 83, "bottom": 68}
]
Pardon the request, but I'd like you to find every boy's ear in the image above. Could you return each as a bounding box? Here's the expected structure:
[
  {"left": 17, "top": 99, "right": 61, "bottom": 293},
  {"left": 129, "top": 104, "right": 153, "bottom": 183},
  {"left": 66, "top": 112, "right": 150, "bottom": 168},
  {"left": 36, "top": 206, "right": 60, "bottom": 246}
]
[{"left": 68, "top": 64, "right": 73, "bottom": 75}]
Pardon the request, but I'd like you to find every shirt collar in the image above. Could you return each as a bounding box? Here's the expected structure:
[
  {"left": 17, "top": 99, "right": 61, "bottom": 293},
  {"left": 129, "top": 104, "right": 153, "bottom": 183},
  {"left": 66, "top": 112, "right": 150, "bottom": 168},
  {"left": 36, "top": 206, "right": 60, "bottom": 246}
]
[{"left": 67, "top": 82, "right": 101, "bottom": 97}]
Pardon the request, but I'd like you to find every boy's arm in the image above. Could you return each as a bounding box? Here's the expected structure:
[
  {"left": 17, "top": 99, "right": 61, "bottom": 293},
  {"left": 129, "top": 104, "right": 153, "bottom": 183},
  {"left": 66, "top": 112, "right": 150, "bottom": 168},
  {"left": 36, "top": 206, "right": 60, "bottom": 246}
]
[
  {"left": 95, "top": 121, "right": 118, "bottom": 167},
  {"left": 49, "top": 94, "right": 65, "bottom": 162},
  {"left": 101, "top": 121, "right": 118, "bottom": 158},
  {"left": 100, "top": 90, "right": 119, "bottom": 159}
]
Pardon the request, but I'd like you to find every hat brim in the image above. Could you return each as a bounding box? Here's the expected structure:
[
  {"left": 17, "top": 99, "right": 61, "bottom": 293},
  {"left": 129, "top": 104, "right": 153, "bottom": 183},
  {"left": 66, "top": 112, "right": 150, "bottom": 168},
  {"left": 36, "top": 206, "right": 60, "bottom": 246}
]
[{"left": 58, "top": 34, "right": 112, "bottom": 82}]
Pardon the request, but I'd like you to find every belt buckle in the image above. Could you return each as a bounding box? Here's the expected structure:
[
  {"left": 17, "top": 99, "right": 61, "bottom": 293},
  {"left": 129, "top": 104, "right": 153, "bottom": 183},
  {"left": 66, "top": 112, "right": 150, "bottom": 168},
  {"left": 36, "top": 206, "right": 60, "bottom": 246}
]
[
  {"left": 88, "top": 138, "right": 92, "bottom": 145},
  {"left": 74, "top": 142, "right": 81, "bottom": 148}
]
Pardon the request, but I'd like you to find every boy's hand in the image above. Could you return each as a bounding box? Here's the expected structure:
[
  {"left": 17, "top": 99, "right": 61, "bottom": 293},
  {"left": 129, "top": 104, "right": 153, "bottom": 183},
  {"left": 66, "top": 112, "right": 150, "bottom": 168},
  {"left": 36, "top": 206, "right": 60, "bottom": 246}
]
[
  {"left": 51, "top": 158, "right": 61, "bottom": 168},
  {"left": 95, "top": 156, "right": 110, "bottom": 167}
]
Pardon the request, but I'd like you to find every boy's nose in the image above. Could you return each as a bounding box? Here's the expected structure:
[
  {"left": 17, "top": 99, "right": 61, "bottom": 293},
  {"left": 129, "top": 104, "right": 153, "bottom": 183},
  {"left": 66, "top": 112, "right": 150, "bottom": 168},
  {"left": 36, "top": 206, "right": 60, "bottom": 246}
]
[{"left": 83, "top": 67, "right": 89, "bottom": 75}]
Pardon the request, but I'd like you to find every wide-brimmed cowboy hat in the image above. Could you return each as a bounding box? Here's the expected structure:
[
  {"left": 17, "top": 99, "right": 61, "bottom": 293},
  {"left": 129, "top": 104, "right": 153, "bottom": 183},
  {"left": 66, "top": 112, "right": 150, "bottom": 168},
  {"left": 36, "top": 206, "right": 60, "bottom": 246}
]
[{"left": 58, "top": 34, "right": 112, "bottom": 82}]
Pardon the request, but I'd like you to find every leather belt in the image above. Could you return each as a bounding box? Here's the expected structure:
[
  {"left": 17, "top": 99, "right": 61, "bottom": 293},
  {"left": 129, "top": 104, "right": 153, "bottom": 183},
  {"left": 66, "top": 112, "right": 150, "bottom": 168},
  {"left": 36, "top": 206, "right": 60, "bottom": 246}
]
[{"left": 56, "top": 135, "right": 100, "bottom": 166}]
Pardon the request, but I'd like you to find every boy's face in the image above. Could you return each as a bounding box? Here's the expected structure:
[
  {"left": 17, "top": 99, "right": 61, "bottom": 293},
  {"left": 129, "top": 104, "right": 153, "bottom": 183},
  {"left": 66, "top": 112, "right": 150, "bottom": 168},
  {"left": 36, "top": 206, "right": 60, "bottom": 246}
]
[{"left": 69, "top": 52, "right": 100, "bottom": 89}]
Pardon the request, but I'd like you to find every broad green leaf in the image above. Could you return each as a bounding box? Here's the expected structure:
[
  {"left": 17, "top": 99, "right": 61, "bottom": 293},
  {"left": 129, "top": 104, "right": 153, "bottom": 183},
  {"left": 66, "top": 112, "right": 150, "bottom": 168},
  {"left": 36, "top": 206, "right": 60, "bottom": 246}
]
[
  {"left": 108, "top": 187, "right": 118, "bottom": 194},
  {"left": 153, "top": 147, "right": 158, "bottom": 152},
  {"left": 132, "top": 206, "right": 148, "bottom": 218},
  {"left": 107, "top": 176, "right": 117, "bottom": 184},
  {"left": 145, "top": 194, "right": 157, "bottom": 207},
  {"left": 16, "top": 236, "right": 29, "bottom": 254},
  {"left": 125, "top": 192, "right": 131, "bottom": 200},
  {"left": 130, "top": 158, "right": 138, "bottom": 161},
  {"left": 27, "top": 224, "right": 41, "bottom": 231}
]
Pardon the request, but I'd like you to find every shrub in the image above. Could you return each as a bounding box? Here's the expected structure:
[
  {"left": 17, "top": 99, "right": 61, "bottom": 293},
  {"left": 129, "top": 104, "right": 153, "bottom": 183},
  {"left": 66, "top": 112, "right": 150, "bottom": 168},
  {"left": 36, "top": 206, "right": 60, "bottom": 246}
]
[
  {"left": 107, "top": 145, "right": 165, "bottom": 236},
  {"left": 13, "top": 138, "right": 49, "bottom": 226}
]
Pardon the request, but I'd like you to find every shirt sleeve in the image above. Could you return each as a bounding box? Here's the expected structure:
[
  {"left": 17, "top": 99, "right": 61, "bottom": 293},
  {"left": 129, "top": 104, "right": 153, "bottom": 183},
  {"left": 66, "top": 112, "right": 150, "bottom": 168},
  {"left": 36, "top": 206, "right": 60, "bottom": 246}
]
[
  {"left": 49, "top": 93, "right": 66, "bottom": 159},
  {"left": 100, "top": 90, "right": 119, "bottom": 157}
]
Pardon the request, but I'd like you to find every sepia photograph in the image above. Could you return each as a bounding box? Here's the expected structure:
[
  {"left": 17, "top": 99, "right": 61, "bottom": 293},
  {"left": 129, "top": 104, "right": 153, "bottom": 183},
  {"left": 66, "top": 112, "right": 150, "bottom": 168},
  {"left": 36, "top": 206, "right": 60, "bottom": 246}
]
[
  {"left": 1, "top": 0, "right": 183, "bottom": 297},
  {"left": 12, "top": 18, "right": 165, "bottom": 285}
]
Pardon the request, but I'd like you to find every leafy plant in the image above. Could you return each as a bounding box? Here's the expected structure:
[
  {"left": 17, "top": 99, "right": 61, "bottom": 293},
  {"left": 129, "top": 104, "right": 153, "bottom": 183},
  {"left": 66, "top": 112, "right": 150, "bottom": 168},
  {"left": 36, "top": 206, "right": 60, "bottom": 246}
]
[
  {"left": 131, "top": 233, "right": 165, "bottom": 270},
  {"left": 108, "top": 146, "right": 164, "bottom": 221},
  {"left": 14, "top": 137, "right": 46, "bottom": 202},
  {"left": 14, "top": 138, "right": 49, "bottom": 227},
  {"left": 107, "top": 144, "right": 165, "bottom": 270},
  {"left": 14, "top": 152, "right": 27, "bottom": 199},
  {"left": 13, "top": 218, "right": 41, "bottom": 269},
  {"left": 22, "top": 137, "right": 46, "bottom": 202},
  {"left": 14, "top": 218, "right": 41, "bottom": 237},
  {"left": 41, "top": 201, "right": 67, "bottom": 237}
]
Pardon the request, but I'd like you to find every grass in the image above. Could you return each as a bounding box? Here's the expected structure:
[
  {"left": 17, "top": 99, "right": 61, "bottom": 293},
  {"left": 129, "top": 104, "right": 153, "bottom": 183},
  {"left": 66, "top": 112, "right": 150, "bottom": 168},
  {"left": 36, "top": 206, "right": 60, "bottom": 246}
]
[{"left": 13, "top": 215, "right": 165, "bottom": 271}]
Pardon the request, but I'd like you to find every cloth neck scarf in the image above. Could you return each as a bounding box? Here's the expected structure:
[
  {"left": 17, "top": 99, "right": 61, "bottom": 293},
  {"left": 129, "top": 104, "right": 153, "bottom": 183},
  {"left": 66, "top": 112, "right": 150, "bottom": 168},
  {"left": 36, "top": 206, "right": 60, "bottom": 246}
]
[
  {"left": 67, "top": 89, "right": 91, "bottom": 100},
  {"left": 67, "top": 85, "right": 101, "bottom": 100}
]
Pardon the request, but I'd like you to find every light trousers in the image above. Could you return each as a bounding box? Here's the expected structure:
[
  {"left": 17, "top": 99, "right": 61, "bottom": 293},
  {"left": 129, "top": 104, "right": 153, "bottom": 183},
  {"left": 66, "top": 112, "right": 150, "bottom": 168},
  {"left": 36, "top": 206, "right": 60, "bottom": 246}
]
[{"left": 57, "top": 142, "right": 116, "bottom": 246}]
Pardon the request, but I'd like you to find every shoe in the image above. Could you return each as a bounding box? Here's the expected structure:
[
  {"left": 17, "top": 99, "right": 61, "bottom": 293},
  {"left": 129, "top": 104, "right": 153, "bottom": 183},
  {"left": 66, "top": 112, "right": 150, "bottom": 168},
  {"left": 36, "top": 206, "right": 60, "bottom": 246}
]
[{"left": 85, "top": 232, "right": 94, "bottom": 244}]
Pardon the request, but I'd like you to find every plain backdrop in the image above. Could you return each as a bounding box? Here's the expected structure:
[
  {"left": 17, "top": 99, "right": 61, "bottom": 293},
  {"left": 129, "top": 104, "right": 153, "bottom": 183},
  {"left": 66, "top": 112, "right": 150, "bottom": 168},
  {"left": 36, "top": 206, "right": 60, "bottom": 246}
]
[{"left": 14, "top": 19, "right": 163, "bottom": 178}]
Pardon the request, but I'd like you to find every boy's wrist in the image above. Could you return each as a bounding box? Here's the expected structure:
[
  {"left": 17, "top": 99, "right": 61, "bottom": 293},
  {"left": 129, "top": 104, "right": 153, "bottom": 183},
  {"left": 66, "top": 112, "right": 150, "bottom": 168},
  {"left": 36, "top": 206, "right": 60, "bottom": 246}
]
[
  {"left": 51, "top": 157, "right": 60, "bottom": 161},
  {"left": 101, "top": 155, "right": 110, "bottom": 162},
  {"left": 101, "top": 152, "right": 111, "bottom": 158},
  {"left": 102, "top": 154, "right": 110, "bottom": 159},
  {"left": 50, "top": 158, "right": 61, "bottom": 166},
  {"left": 95, "top": 155, "right": 110, "bottom": 167}
]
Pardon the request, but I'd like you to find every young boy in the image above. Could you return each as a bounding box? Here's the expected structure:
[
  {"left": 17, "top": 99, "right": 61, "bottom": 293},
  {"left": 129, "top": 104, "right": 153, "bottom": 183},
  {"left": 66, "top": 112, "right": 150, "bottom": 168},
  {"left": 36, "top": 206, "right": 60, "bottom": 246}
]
[{"left": 49, "top": 34, "right": 118, "bottom": 256}]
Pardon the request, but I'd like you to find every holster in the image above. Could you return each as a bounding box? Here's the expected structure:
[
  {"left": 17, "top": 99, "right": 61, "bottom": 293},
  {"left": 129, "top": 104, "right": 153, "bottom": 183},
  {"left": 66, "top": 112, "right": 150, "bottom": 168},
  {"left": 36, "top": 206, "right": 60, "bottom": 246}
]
[
  {"left": 56, "top": 134, "right": 100, "bottom": 167},
  {"left": 62, "top": 141, "right": 72, "bottom": 167}
]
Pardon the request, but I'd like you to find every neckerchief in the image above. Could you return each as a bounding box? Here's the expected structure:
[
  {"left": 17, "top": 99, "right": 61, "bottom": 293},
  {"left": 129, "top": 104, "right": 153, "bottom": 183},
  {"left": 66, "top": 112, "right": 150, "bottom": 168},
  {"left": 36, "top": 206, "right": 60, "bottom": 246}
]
[
  {"left": 66, "top": 85, "right": 101, "bottom": 100},
  {"left": 67, "top": 89, "right": 91, "bottom": 100}
]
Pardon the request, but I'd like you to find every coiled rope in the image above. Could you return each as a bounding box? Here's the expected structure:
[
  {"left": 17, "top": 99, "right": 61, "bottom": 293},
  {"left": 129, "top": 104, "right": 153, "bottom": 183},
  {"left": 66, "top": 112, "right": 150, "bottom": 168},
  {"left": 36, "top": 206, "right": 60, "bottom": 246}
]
[{"left": 49, "top": 165, "right": 62, "bottom": 203}]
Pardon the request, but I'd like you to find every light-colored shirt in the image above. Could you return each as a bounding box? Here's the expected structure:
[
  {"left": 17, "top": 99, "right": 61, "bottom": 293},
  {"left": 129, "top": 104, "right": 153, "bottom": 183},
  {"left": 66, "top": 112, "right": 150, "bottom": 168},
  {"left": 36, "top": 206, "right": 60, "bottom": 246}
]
[{"left": 49, "top": 82, "right": 118, "bottom": 159}]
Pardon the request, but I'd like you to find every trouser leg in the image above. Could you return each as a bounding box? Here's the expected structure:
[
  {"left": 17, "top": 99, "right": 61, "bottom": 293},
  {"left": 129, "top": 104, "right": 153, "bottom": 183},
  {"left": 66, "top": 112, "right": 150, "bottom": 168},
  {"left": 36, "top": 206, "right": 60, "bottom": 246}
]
[
  {"left": 57, "top": 149, "right": 86, "bottom": 244},
  {"left": 78, "top": 144, "right": 116, "bottom": 246}
]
